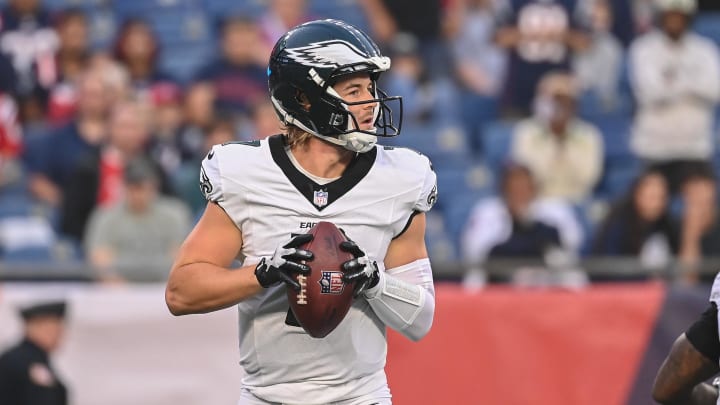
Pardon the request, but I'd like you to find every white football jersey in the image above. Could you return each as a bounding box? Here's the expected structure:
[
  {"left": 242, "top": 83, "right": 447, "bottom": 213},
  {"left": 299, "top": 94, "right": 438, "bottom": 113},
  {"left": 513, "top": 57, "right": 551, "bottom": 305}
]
[{"left": 200, "top": 135, "right": 437, "bottom": 404}]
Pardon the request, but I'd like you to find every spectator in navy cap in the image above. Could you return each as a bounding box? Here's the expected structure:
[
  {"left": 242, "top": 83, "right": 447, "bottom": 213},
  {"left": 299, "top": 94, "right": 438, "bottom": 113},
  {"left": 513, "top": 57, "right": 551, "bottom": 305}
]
[{"left": 0, "top": 299, "right": 68, "bottom": 405}]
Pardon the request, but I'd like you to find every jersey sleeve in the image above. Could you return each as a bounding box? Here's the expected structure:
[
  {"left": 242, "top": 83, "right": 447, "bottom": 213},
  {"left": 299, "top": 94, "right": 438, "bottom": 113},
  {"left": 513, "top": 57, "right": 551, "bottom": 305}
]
[
  {"left": 413, "top": 155, "right": 437, "bottom": 212},
  {"left": 710, "top": 272, "right": 720, "bottom": 306},
  {"left": 685, "top": 303, "right": 720, "bottom": 364},
  {"left": 685, "top": 271, "right": 720, "bottom": 363},
  {"left": 199, "top": 146, "right": 224, "bottom": 203}
]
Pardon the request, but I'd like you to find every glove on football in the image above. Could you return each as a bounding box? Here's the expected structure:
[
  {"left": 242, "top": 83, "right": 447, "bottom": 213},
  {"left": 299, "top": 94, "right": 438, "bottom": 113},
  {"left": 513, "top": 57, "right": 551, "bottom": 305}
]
[
  {"left": 255, "top": 233, "right": 314, "bottom": 291},
  {"left": 339, "top": 233, "right": 380, "bottom": 298}
]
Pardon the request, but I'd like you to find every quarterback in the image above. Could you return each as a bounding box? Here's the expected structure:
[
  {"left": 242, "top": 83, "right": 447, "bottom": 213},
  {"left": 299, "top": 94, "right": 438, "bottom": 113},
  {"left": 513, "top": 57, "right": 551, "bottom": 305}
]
[{"left": 165, "top": 19, "right": 437, "bottom": 405}]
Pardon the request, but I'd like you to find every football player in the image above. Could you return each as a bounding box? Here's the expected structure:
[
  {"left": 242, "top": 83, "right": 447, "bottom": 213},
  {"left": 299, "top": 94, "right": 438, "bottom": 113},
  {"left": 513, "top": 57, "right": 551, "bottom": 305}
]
[
  {"left": 652, "top": 272, "right": 720, "bottom": 404},
  {"left": 165, "top": 19, "right": 437, "bottom": 405}
]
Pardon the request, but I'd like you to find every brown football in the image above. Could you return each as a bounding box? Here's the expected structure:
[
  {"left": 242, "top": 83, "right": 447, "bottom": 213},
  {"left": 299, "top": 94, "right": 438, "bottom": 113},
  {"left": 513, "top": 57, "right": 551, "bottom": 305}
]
[{"left": 287, "top": 221, "right": 355, "bottom": 338}]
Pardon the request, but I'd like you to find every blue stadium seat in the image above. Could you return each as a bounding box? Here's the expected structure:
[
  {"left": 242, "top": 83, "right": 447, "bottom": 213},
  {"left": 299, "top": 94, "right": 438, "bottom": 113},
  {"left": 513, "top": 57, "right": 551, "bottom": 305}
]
[
  {"left": 144, "top": 9, "right": 212, "bottom": 46},
  {"left": 159, "top": 42, "right": 215, "bottom": 83},
  {"left": 595, "top": 160, "right": 642, "bottom": 200},
  {"left": 590, "top": 114, "right": 639, "bottom": 199},
  {"left": 308, "top": 0, "right": 370, "bottom": 32},
  {"left": 0, "top": 214, "right": 58, "bottom": 263},
  {"left": 384, "top": 122, "right": 473, "bottom": 165},
  {"left": 694, "top": 13, "right": 720, "bottom": 47},
  {"left": 460, "top": 94, "right": 500, "bottom": 151},
  {"left": 2, "top": 245, "right": 54, "bottom": 263},
  {"left": 86, "top": 8, "right": 118, "bottom": 50},
  {"left": 479, "top": 120, "right": 516, "bottom": 172},
  {"left": 113, "top": 0, "right": 198, "bottom": 18},
  {"left": 44, "top": 0, "right": 103, "bottom": 11},
  {"left": 0, "top": 194, "right": 34, "bottom": 218},
  {"left": 424, "top": 211, "right": 458, "bottom": 263},
  {"left": 202, "top": 0, "right": 267, "bottom": 19},
  {"left": 577, "top": 88, "right": 634, "bottom": 124},
  {"left": 434, "top": 163, "right": 494, "bottom": 246},
  {"left": 587, "top": 115, "right": 634, "bottom": 163},
  {"left": 441, "top": 193, "right": 490, "bottom": 251},
  {"left": 617, "top": 55, "right": 634, "bottom": 106},
  {"left": 572, "top": 199, "right": 611, "bottom": 256}
]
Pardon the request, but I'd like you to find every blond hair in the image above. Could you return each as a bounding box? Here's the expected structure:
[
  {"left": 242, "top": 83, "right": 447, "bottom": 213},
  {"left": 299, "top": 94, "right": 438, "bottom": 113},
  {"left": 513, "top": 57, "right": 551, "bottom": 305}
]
[{"left": 283, "top": 125, "right": 314, "bottom": 149}]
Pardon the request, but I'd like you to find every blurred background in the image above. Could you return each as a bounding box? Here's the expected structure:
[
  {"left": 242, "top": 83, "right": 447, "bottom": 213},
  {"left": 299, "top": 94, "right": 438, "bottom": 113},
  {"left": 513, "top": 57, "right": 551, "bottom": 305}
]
[{"left": 1, "top": 0, "right": 720, "bottom": 404}]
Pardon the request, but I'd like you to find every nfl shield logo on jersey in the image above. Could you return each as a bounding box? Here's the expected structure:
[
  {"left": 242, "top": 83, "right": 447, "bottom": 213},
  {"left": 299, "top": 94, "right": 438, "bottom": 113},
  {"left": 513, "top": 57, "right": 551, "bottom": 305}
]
[
  {"left": 313, "top": 189, "right": 328, "bottom": 207},
  {"left": 319, "top": 271, "right": 344, "bottom": 294}
]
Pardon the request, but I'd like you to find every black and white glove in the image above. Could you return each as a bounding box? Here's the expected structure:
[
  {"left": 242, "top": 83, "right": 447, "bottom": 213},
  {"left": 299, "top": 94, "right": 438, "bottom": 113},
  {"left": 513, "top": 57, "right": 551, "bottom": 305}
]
[
  {"left": 255, "top": 233, "right": 314, "bottom": 291},
  {"left": 340, "top": 236, "right": 380, "bottom": 298}
]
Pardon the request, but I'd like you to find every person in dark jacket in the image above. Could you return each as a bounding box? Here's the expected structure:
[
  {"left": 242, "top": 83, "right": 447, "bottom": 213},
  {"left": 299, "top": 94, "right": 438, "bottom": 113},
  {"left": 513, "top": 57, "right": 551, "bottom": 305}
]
[
  {"left": 592, "top": 168, "right": 680, "bottom": 259},
  {"left": 0, "top": 300, "right": 68, "bottom": 405},
  {"left": 487, "top": 163, "right": 563, "bottom": 259}
]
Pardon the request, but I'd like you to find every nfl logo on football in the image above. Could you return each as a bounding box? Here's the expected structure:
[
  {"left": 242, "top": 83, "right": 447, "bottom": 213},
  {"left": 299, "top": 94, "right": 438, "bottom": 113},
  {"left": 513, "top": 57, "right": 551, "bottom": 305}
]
[
  {"left": 319, "top": 271, "right": 344, "bottom": 294},
  {"left": 313, "top": 189, "right": 328, "bottom": 207}
]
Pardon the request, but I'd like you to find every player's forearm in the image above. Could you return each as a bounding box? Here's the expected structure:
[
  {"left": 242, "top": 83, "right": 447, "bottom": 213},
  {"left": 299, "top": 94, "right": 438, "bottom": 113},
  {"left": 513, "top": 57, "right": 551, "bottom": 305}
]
[
  {"left": 165, "top": 263, "right": 262, "bottom": 315},
  {"left": 364, "top": 259, "right": 435, "bottom": 341}
]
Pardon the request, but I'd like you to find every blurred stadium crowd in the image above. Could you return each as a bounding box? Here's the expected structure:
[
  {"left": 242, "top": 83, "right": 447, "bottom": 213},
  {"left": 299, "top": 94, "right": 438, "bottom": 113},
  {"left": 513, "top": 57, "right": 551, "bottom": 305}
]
[{"left": 0, "top": 0, "right": 719, "bottom": 285}]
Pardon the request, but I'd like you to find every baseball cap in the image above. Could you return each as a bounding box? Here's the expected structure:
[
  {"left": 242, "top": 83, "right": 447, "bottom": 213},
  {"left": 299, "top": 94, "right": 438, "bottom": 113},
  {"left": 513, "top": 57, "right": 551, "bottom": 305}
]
[
  {"left": 124, "top": 157, "right": 159, "bottom": 185},
  {"left": 19, "top": 300, "right": 67, "bottom": 320},
  {"left": 655, "top": 0, "right": 697, "bottom": 14}
]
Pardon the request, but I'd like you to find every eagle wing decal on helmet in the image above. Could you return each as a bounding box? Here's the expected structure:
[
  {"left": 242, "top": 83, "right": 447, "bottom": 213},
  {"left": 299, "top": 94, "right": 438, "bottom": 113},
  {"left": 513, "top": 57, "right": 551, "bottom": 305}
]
[{"left": 286, "top": 40, "right": 372, "bottom": 68}]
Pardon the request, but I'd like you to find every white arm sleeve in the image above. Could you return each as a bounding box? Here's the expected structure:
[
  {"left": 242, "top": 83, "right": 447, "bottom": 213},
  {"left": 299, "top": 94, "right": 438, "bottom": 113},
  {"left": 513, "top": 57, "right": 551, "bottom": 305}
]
[{"left": 363, "top": 258, "right": 435, "bottom": 341}]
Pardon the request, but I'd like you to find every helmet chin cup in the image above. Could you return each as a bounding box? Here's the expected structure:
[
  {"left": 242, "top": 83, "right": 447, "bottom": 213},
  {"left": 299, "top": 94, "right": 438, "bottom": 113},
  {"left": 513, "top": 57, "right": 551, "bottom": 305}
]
[{"left": 338, "top": 132, "right": 377, "bottom": 153}]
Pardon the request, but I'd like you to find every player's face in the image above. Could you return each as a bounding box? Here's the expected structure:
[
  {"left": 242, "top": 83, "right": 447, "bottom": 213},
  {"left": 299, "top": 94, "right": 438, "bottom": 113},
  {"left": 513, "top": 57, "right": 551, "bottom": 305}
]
[{"left": 332, "top": 74, "right": 378, "bottom": 131}]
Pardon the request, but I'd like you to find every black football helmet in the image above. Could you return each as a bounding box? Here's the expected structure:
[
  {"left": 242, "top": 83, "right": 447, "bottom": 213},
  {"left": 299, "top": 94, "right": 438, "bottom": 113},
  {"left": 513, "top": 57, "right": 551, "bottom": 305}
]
[{"left": 268, "top": 19, "right": 402, "bottom": 153}]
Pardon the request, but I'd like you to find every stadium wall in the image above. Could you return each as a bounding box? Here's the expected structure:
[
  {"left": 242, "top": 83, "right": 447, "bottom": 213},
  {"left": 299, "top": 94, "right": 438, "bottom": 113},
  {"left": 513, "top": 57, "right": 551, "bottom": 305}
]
[{"left": 0, "top": 282, "right": 709, "bottom": 405}]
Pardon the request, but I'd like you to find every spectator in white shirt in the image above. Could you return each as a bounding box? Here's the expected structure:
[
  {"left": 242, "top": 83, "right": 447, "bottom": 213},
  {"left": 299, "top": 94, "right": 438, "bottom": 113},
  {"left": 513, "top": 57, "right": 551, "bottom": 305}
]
[
  {"left": 510, "top": 71, "right": 604, "bottom": 203},
  {"left": 629, "top": 0, "right": 720, "bottom": 281},
  {"left": 629, "top": 0, "right": 719, "bottom": 185}
]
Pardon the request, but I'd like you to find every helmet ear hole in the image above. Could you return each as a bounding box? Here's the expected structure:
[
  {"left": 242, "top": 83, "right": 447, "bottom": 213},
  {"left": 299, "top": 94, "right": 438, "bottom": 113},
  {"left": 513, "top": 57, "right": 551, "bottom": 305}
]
[{"left": 295, "top": 91, "right": 311, "bottom": 110}]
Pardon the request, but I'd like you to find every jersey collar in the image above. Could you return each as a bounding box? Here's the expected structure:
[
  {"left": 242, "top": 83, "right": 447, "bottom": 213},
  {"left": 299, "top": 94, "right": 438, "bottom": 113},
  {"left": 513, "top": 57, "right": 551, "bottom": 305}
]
[{"left": 268, "top": 135, "right": 377, "bottom": 211}]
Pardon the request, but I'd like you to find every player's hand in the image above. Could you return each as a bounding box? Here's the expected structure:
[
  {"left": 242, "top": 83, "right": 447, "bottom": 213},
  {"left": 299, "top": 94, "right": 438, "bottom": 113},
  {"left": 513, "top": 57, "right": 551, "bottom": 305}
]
[
  {"left": 255, "top": 234, "right": 314, "bottom": 291},
  {"left": 339, "top": 232, "right": 379, "bottom": 298}
]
